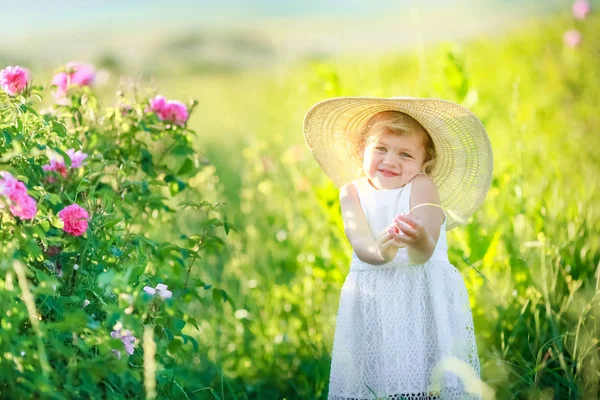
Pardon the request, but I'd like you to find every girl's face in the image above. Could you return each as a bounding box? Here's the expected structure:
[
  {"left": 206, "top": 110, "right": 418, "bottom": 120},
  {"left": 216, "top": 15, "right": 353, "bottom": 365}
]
[{"left": 362, "top": 130, "right": 427, "bottom": 190}]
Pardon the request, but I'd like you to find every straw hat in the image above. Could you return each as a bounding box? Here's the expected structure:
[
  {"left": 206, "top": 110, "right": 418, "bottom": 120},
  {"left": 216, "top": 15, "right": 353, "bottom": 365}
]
[{"left": 303, "top": 97, "right": 493, "bottom": 230}]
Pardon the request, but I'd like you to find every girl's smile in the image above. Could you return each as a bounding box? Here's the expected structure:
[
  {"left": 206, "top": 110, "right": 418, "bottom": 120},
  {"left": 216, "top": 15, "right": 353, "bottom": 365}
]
[{"left": 379, "top": 169, "right": 397, "bottom": 177}]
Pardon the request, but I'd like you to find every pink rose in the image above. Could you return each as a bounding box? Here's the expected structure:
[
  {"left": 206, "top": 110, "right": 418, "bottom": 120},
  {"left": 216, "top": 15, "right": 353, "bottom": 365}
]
[
  {"left": 58, "top": 204, "right": 89, "bottom": 236},
  {"left": 149, "top": 95, "right": 189, "bottom": 126},
  {"left": 0, "top": 66, "right": 30, "bottom": 96},
  {"left": 0, "top": 172, "right": 37, "bottom": 220},
  {"left": 51, "top": 62, "right": 95, "bottom": 100},
  {"left": 564, "top": 30, "right": 582, "bottom": 47},
  {"left": 572, "top": 0, "right": 591, "bottom": 19},
  {"left": 150, "top": 95, "right": 167, "bottom": 112},
  {"left": 10, "top": 193, "right": 37, "bottom": 220},
  {"left": 164, "top": 100, "right": 189, "bottom": 126}
]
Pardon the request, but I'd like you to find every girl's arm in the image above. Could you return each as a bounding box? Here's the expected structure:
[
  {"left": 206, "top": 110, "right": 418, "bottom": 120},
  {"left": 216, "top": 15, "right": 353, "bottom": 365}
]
[
  {"left": 339, "top": 182, "right": 392, "bottom": 265},
  {"left": 395, "top": 174, "right": 445, "bottom": 264}
]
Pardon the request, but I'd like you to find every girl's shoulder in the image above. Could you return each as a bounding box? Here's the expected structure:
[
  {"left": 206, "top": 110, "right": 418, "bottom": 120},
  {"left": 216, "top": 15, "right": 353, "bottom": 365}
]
[
  {"left": 341, "top": 177, "right": 368, "bottom": 196},
  {"left": 409, "top": 173, "right": 442, "bottom": 211},
  {"left": 410, "top": 173, "right": 439, "bottom": 197}
]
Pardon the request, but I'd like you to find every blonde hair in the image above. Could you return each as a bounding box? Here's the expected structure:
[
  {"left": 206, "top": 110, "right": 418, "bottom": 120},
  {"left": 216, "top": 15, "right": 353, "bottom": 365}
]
[{"left": 347, "top": 110, "right": 436, "bottom": 175}]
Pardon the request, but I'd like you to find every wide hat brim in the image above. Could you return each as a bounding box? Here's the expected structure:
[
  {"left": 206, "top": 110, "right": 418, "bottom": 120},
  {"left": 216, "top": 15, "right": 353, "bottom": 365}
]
[{"left": 303, "top": 96, "right": 493, "bottom": 230}]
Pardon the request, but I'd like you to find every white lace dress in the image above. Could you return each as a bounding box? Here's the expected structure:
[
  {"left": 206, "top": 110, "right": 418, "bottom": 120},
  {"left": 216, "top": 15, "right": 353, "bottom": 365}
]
[{"left": 328, "top": 177, "right": 481, "bottom": 400}]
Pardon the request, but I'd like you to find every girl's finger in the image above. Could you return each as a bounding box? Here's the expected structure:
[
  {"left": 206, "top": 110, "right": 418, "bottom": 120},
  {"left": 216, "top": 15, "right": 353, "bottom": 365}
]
[
  {"left": 396, "top": 214, "right": 419, "bottom": 228},
  {"left": 380, "top": 234, "right": 396, "bottom": 250},
  {"left": 397, "top": 222, "right": 418, "bottom": 239},
  {"left": 389, "top": 233, "right": 410, "bottom": 248},
  {"left": 380, "top": 222, "right": 397, "bottom": 236},
  {"left": 379, "top": 230, "right": 395, "bottom": 246},
  {"left": 388, "top": 226, "right": 411, "bottom": 246}
]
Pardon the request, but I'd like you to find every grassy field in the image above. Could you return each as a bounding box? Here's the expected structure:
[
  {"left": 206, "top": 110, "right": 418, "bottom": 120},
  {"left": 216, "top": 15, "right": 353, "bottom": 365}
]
[
  {"left": 120, "top": 13, "right": 600, "bottom": 399},
  {"left": 158, "top": 13, "right": 600, "bottom": 399},
  {"left": 6, "top": 10, "right": 600, "bottom": 399}
]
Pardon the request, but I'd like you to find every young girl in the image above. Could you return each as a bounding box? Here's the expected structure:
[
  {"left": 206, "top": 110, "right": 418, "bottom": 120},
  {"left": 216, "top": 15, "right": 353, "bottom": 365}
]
[{"left": 303, "top": 97, "right": 493, "bottom": 400}]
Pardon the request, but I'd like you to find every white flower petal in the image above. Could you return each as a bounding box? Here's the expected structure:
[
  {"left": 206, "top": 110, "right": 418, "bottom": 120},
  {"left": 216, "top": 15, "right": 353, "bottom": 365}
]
[
  {"left": 143, "top": 286, "right": 156, "bottom": 295},
  {"left": 155, "top": 283, "right": 168, "bottom": 291}
]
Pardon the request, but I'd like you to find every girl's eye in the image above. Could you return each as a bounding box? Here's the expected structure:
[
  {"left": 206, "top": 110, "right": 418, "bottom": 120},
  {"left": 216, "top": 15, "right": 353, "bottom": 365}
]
[
  {"left": 375, "top": 147, "right": 386, "bottom": 151},
  {"left": 400, "top": 152, "right": 412, "bottom": 158}
]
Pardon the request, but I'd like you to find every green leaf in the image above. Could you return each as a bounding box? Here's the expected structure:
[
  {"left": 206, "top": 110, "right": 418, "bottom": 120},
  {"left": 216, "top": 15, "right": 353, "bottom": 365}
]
[
  {"left": 45, "top": 192, "right": 62, "bottom": 205},
  {"left": 140, "top": 148, "right": 154, "bottom": 176},
  {"left": 167, "top": 338, "right": 182, "bottom": 355},
  {"left": 188, "top": 317, "right": 200, "bottom": 331},
  {"left": 159, "top": 243, "right": 180, "bottom": 257},
  {"left": 224, "top": 214, "right": 230, "bottom": 235},
  {"left": 2, "top": 129, "right": 13, "bottom": 144},
  {"left": 173, "top": 318, "right": 186, "bottom": 332},
  {"left": 40, "top": 220, "right": 50, "bottom": 232},
  {"left": 52, "top": 121, "right": 67, "bottom": 137},
  {"left": 181, "top": 334, "right": 199, "bottom": 352},
  {"left": 24, "top": 239, "right": 42, "bottom": 259},
  {"left": 177, "top": 157, "right": 195, "bottom": 176},
  {"left": 19, "top": 103, "right": 39, "bottom": 117},
  {"left": 170, "top": 144, "right": 194, "bottom": 156},
  {"left": 163, "top": 327, "right": 174, "bottom": 342},
  {"left": 50, "top": 215, "right": 64, "bottom": 229},
  {"left": 103, "top": 218, "right": 121, "bottom": 229}
]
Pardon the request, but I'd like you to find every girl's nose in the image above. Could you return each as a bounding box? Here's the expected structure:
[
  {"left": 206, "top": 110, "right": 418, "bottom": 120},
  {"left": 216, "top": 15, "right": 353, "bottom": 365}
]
[{"left": 383, "top": 153, "right": 397, "bottom": 165}]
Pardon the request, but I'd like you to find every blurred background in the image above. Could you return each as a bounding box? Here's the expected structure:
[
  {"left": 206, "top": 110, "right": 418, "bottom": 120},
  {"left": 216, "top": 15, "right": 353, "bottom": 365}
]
[
  {"left": 3, "top": 0, "right": 599, "bottom": 399},
  {"left": 3, "top": 0, "right": 562, "bottom": 66}
]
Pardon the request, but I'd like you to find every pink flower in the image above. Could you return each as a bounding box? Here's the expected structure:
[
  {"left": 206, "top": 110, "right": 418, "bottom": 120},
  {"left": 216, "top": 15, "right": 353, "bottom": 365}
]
[
  {"left": 111, "top": 326, "right": 136, "bottom": 357},
  {"left": 0, "top": 171, "right": 18, "bottom": 197},
  {"left": 51, "top": 62, "right": 95, "bottom": 99},
  {"left": 150, "top": 95, "right": 167, "bottom": 113},
  {"left": 564, "top": 29, "right": 582, "bottom": 47},
  {"left": 143, "top": 283, "right": 173, "bottom": 299},
  {"left": 67, "top": 62, "right": 95, "bottom": 86},
  {"left": 163, "top": 100, "right": 189, "bottom": 126},
  {"left": 58, "top": 204, "right": 89, "bottom": 236},
  {"left": 42, "top": 148, "right": 88, "bottom": 181},
  {"left": 66, "top": 149, "right": 88, "bottom": 169},
  {"left": 10, "top": 194, "right": 37, "bottom": 220},
  {"left": 42, "top": 159, "right": 68, "bottom": 179},
  {"left": 0, "top": 172, "right": 37, "bottom": 220},
  {"left": 0, "top": 66, "right": 30, "bottom": 96},
  {"left": 150, "top": 95, "right": 189, "bottom": 126},
  {"left": 572, "top": 0, "right": 591, "bottom": 19}
]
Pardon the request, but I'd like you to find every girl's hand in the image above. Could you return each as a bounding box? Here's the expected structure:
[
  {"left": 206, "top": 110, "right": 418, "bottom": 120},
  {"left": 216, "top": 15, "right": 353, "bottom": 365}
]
[
  {"left": 391, "top": 214, "right": 428, "bottom": 247},
  {"left": 377, "top": 223, "right": 408, "bottom": 263}
]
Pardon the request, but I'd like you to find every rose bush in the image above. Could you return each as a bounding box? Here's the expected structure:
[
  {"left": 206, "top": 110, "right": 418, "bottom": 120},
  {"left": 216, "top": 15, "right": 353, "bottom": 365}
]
[{"left": 0, "top": 63, "right": 233, "bottom": 399}]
